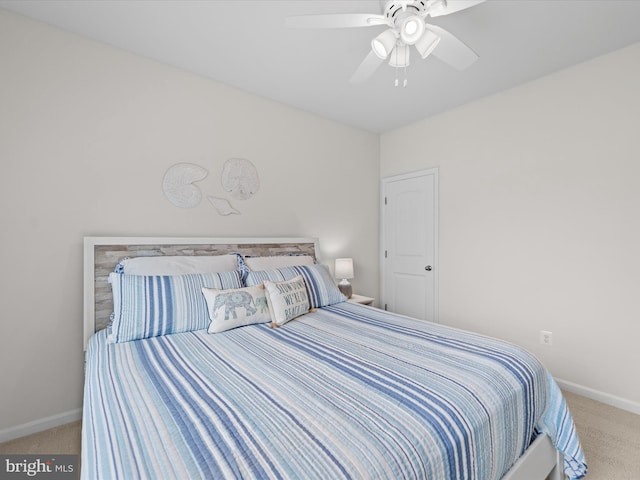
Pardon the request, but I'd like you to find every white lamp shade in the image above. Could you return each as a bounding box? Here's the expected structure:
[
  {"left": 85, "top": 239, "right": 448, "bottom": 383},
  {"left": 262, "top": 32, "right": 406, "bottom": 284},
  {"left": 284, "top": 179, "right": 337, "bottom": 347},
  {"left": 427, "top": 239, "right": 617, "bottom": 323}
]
[
  {"left": 415, "top": 29, "right": 441, "bottom": 59},
  {"left": 399, "top": 15, "right": 425, "bottom": 45},
  {"left": 388, "top": 43, "right": 410, "bottom": 68},
  {"left": 371, "top": 29, "right": 397, "bottom": 59},
  {"left": 335, "top": 258, "right": 354, "bottom": 280}
]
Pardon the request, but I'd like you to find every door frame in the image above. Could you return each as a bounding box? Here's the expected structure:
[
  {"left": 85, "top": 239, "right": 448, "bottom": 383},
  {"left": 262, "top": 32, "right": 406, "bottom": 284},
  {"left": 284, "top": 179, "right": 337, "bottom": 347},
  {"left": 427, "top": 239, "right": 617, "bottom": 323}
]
[{"left": 380, "top": 167, "right": 439, "bottom": 321}]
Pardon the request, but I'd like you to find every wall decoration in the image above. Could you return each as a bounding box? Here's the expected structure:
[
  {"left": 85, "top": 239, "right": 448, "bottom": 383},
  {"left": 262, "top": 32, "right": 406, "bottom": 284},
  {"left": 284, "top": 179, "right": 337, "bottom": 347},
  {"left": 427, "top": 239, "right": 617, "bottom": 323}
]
[
  {"left": 162, "top": 163, "right": 208, "bottom": 208},
  {"left": 207, "top": 196, "right": 240, "bottom": 216},
  {"left": 161, "top": 157, "right": 260, "bottom": 216},
  {"left": 221, "top": 158, "right": 260, "bottom": 200}
]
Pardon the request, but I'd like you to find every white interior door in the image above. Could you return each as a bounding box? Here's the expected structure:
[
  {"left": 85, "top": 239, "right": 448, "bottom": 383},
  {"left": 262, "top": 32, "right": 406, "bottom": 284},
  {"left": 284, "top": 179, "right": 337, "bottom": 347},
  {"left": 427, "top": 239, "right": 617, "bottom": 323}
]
[{"left": 381, "top": 168, "right": 438, "bottom": 322}]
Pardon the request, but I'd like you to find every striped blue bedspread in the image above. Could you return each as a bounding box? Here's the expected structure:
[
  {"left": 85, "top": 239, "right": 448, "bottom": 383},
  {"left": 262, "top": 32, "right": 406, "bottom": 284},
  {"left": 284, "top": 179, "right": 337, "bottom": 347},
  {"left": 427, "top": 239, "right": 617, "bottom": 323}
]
[{"left": 82, "top": 302, "right": 586, "bottom": 479}]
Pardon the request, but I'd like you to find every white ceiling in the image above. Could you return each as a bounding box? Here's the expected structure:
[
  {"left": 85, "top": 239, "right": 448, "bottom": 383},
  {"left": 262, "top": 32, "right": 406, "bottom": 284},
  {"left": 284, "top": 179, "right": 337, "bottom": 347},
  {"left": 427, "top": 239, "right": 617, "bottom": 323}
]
[{"left": 2, "top": 0, "right": 640, "bottom": 133}]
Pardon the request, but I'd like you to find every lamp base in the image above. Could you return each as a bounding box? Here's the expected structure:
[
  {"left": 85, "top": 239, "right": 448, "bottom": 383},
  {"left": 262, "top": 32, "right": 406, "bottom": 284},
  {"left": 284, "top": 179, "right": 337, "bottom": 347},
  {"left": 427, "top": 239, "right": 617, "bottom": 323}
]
[{"left": 338, "top": 280, "right": 352, "bottom": 299}]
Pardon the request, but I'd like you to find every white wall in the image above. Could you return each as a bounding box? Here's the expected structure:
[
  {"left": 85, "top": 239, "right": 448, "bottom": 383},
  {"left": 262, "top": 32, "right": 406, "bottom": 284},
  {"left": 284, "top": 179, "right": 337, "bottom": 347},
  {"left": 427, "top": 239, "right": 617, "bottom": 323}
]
[
  {"left": 0, "top": 10, "right": 379, "bottom": 435},
  {"left": 381, "top": 43, "right": 640, "bottom": 409}
]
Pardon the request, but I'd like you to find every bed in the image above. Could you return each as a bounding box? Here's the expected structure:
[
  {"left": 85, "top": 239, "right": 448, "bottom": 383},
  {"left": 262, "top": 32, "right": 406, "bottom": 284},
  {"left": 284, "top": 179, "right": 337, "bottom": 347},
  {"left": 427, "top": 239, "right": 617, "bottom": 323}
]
[{"left": 81, "top": 236, "right": 587, "bottom": 480}]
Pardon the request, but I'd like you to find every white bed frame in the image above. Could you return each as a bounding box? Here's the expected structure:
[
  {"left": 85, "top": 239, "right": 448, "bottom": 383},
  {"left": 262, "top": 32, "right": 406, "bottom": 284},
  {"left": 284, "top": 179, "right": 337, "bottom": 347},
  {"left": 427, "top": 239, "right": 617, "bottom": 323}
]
[{"left": 82, "top": 235, "right": 564, "bottom": 480}]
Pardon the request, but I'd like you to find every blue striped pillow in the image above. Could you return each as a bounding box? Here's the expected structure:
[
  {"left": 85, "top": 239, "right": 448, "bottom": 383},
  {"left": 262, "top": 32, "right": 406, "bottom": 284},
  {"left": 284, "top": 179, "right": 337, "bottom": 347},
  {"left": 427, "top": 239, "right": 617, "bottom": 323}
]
[
  {"left": 108, "top": 271, "right": 242, "bottom": 343},
  {"left": 245, "top": 264, "right": 345, "bottom": 308}
]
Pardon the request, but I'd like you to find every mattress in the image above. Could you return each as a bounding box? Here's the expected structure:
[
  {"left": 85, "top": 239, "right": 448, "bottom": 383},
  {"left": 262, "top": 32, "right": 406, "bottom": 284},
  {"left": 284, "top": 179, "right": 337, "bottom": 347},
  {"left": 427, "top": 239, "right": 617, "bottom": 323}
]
[{"left": 82, "top": 302, "right": 586, "bottom": 479}]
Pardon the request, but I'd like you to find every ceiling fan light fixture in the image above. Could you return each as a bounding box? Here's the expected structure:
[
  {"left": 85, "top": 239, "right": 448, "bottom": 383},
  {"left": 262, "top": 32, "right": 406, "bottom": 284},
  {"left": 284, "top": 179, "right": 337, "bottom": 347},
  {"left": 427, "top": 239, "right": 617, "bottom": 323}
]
[
  {"left": 371, "top": 29, "right": 398, "bottom": 59},
  {"left": 287, "top": 0, "right": 484, "bottom": 84},
  {"left": 399, "top": 15, "right": 425, "bottom": 45},
  {"left": 388, "top": 44, "right": 410, "bottom": 68},
  {"left": 415, "top": 29, "right": 441, "bottom": 58}
]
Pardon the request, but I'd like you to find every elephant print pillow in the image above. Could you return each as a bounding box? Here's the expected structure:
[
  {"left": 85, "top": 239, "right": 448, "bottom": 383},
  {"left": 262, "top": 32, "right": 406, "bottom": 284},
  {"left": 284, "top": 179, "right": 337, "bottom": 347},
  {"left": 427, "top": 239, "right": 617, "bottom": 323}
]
[{"left": 202, "top": 284, "right": 271, "bottom": 333}]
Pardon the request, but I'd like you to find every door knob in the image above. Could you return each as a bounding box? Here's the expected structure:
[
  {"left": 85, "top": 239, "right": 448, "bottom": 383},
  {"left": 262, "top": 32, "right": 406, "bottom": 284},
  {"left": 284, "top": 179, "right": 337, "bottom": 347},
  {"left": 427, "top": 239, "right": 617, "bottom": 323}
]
[{"left": 425, "top": 266, "right": 432, "bottom": 271}]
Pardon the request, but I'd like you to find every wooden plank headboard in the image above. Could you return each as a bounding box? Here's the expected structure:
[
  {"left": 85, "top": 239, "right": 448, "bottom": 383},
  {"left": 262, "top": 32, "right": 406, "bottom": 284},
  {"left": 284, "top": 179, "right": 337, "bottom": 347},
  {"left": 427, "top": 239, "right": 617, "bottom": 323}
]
[{"left": 83, "top": 236, "right": 319, "bottom": 348}]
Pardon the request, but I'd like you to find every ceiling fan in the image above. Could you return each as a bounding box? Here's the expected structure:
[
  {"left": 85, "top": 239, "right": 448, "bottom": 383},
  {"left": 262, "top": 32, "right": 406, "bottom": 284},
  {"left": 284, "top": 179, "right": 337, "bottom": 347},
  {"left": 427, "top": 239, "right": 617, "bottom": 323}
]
[{"left": 286, "top": 0, "right": 485, "bottom": 85}]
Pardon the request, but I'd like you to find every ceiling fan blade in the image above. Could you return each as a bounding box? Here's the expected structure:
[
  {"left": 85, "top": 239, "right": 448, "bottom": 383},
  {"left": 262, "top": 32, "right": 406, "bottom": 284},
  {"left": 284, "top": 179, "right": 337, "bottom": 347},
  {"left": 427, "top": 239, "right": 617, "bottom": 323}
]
[
  {"left": 428, "top": 0, "right": 486, "bottom": 17},
  {"left": 350, "top": 50, "right": 384, "bottom": 84},
  {"left": 285, "top": 13, "right": 387, "bottom": 29},
  {"left": 426, "top": 24, "right": 478, "bottom": 70}
]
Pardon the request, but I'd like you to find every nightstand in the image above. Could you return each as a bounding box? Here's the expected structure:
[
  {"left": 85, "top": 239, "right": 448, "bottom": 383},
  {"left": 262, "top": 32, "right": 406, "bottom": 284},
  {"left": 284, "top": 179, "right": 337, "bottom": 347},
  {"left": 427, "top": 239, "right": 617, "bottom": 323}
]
[{"left": 347, "top": 294, "right": 374, "bottom": 305}]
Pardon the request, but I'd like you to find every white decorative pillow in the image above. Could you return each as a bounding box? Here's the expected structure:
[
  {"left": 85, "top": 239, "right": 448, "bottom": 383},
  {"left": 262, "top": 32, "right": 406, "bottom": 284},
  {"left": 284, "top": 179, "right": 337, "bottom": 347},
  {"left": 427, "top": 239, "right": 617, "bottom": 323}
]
[
  {"left": 119, "top": 254, "right": 239, "bottom": 275},
  {"left": 244, "top": 255, "right": 315, "bottom": 271},
  {"left": 264, "top": 275, "right": 310, "bottom": 327},
  {"left": 202, "top": 285, "right": 271, "bottom": 333}
]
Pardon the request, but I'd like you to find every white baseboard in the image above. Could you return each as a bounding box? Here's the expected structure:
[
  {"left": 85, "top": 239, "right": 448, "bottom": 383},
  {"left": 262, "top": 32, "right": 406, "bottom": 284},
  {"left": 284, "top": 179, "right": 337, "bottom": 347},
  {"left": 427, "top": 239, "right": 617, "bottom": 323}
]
[
  {"left": 556, "top": 378, "right": 640, "bottom": 415},
  {"left": 0, "top": 408, "right": 82, "bottom": 444}
]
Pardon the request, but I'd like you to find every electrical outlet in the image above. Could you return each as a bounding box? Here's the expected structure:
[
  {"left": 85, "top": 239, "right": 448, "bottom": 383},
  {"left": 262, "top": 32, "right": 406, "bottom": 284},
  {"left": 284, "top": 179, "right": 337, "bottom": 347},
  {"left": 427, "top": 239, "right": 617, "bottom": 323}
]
[{"left": 540, "top": 330, "right": 553, "bottom": 346}]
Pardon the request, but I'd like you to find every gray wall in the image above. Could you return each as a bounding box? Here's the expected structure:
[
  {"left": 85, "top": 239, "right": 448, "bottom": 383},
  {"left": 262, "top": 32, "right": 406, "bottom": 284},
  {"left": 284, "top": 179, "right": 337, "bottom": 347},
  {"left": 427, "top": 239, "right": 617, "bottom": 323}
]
[
  {"left": 381, "top": 43, "right": 640, "bottom": 411},
  {"left": 0, "top": 10, "right": 379, "bottom": 435}
]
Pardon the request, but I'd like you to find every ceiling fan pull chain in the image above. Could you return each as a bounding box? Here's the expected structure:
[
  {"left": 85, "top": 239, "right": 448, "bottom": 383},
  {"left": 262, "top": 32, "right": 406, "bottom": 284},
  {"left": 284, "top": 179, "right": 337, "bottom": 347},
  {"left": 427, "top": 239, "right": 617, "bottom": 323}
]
[{"left": 394, "top": 46, "right": 399, "bottom": 87}]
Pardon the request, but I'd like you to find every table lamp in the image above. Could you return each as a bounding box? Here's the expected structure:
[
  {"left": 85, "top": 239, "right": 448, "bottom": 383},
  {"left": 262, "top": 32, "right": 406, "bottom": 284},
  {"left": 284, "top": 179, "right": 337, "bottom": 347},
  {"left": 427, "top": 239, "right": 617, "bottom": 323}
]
[{"left": 335, "top": 258, "right": 354, "bottom": 299}]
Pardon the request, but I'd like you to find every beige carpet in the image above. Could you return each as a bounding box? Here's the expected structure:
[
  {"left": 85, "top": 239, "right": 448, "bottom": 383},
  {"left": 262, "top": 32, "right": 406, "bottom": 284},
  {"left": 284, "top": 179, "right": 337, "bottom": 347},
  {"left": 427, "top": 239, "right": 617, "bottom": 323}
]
[
  {"left": 1, "top": 392, "right": 639, "bottom": 479},
  {"left": 0, "top": 420, "right": 81, "bottom": 455},
  {"left": 563, "top": 391, "right": 640, "bottom": 480}
]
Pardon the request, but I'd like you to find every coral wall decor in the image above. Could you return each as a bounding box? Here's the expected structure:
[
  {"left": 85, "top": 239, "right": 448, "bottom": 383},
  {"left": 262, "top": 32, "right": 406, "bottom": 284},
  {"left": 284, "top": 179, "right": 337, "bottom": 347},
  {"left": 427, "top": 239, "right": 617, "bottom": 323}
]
[
  {"left": 207, "top": 196, "right": 240, "bottom": 216},
  {"left": 162, "top": 158, "right": 260, "bottom": 215},
  {"left": 221, "top": 158, "right": 260, "bottom": 200},
  {"left": 162, "top": 163, "right": 208, "bottom": 208}
]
